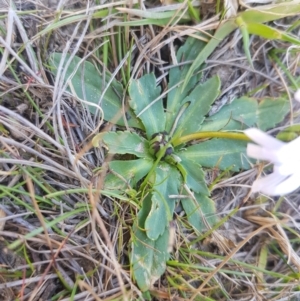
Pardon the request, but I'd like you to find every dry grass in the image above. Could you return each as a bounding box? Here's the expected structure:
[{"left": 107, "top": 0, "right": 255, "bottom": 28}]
[{"left": 0, "top": 0, "right": 300, "bottom": 300}]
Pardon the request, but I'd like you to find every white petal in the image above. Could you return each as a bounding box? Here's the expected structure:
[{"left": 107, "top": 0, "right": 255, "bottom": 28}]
[
  {"left": 275, "top": 137, "right": 300, "bottom": 173},
  {"left": 251, "top": 172, "right": 285, "bottom": 194},
  {"left": 244, "top": 128, "right": 285, "bottom": 150},
  {"left": 278, "top": 136, "right": 300, "bottom": 158},
  {"left": 295, "top": 89, "right": 300, "bottom": 103},
  {"left": 247, "top": 144, "right": 281, "bottom": 162},
  {"left": 275, "top": 161, "right": 300, "bottom": 176},
  {"left": 272, "top": 171, "right": 300, "bottom": 195},
  {"left": 288, "top": 134, "right": 300, "bottom": 148}
]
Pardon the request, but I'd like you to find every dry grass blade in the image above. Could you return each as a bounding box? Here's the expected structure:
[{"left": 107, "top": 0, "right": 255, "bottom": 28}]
[{"left": 245, "top": 211, "right": 300, "bottom": 270}]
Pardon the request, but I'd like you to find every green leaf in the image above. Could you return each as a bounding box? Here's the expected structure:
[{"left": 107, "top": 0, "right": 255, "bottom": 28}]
[
  {"left": 131, "top": 194, "right": 169, "bottom": 292},
  {"left": 103, "top": 131, "right": 151, "bottom": 158},
  {"left": 145, "top": 163, "right": 180, "bottom": 240},
  {"left": 165, "top": 37, "right": 206, "bottom": 132},
  {"left": 200, "top": 97, "right": 258, "bottom": 131},
  {"left": 257, "top": 98, "right": 290, "bottom": 131},
  {"left": 247, "top": 23, "right": 300, "bottom": 45},
  {"left": 200, "top": 97, "right": 289, "bottom": 132},
  {"left": 49, "top": 53, "right": 142, "bottom": 128},
  {"left": 175, "top": 76, "right": 221, "bottom": 136},
  {"left": 187, "top": 0, "right": 200, "bottom": 22},
  {"left": 176, "top": 158, "right": 209, "bottom": 195},
  {"left": 107, "top": 159, "right": 153, "bottom": 188},
  {"left": 239, "top": 3, "right": 300, "bottom": 24},
  {"left": 104, "top": 173, "right": 129, "bottom": 193},
  {"left": 179, "top": 139, "right": 250, "bottom": 171},
  {"left": 129, "top": 74, "right": 164, "bottom": 139},
  {"left": 181, "top": 193, "right": 217, "bottom": 233},
  {"left": 117, "top": 8, "right": 189, "bottom": 19},
  {"left": 276, "top": 124, "right": 300, "bottom": 142}
]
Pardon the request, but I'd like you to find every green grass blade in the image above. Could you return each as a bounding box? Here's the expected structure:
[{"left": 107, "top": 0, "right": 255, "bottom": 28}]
[{"left": 182, "top": 20, "right": 237, "bottom": 92}]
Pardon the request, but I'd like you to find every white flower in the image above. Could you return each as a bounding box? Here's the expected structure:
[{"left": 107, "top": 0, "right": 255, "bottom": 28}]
[
  {"left": 295, "top": 89, "right": 300, "bottom": 103},
  {"left": 244, "top": 128, "right": 300, "bottom": 196}
]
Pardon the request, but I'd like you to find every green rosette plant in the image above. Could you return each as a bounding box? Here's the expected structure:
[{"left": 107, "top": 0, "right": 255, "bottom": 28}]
[{"left": 50, "top": 37, "right": 289, "bottom": 296}]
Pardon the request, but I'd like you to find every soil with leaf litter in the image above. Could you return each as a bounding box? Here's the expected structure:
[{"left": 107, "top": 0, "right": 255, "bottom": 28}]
[{"left": 0, "top": 0, "right": 300, "bottom": 300}]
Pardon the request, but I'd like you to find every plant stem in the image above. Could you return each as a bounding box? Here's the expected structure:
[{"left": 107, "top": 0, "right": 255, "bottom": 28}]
[
  {"left": 172, "top": 131, "right": 250, "bottom": 147},
  {"left": 139, "top": 143, "right": 170, "bottom": 192}
]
